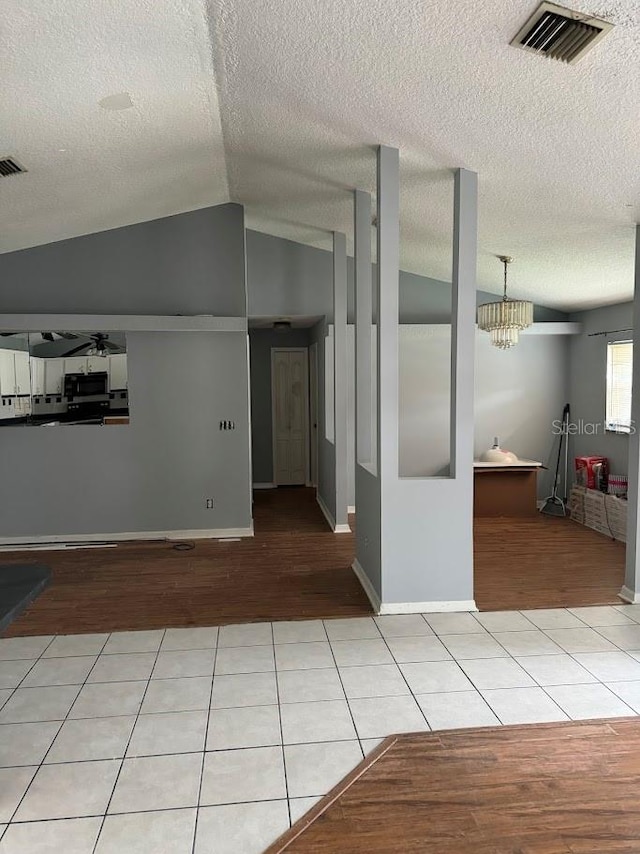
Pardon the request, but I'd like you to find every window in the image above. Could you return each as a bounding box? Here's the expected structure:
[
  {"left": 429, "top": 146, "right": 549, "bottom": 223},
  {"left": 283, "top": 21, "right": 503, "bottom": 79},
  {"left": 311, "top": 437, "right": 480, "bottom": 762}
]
[{"left": 606, "top": 340, "right": 633, "bottom": 433}]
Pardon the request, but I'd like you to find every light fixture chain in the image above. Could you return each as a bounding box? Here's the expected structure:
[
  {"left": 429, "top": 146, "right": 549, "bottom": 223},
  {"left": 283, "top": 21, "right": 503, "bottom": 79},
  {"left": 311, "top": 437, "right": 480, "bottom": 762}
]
[{"left": 503, "top": 257, "right": 508, "bottom": 301}]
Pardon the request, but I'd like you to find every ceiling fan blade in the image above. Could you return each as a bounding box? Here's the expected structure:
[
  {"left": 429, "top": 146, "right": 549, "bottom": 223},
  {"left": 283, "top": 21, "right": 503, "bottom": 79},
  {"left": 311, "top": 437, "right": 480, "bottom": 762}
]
[
  {"left": 41, "top": 332, "right": 55, "bottom": 342},
  {"left": 55, "top": 332, "right": 79, "bottom": 340},
  {"left": 103, "top": 340, "right": 124, "bottom": 351},
  {"left": 0, "top": 333, "right": 17, "bottom": 337},
  {"left": 60, "top": 343, "right": 89, "bottom": 357}
]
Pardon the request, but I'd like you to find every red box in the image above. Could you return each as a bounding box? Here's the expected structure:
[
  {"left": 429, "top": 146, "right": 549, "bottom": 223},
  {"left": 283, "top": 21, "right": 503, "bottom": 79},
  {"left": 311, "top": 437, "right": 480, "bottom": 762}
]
[{"left": 575, "top": 456, "right": 608, "bottom": 490}]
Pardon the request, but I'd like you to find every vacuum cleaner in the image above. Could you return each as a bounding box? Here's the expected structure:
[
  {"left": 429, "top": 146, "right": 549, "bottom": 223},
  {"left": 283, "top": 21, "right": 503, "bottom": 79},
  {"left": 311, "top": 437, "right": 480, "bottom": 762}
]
[{"left": 540, "top": 403, "right": 570, "bottom": 517}]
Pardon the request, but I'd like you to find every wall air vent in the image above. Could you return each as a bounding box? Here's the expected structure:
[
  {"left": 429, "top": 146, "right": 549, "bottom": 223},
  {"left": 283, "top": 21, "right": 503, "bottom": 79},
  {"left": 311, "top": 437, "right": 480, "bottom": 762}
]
[
  {"left": 511, "top": 2, "right": 613, "bottom": 64},
  {"left": 0, "top": 157, "right": 26, "bottom": 177}
]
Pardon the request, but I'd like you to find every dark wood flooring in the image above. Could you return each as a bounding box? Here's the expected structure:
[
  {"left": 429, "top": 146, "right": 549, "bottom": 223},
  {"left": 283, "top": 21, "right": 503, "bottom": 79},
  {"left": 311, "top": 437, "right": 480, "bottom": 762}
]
[
  {"left": 271, "top": 719, "right": 640, "bottom": 853},
  {"left": 1, "top": 488, "right": 370, "bottom": 637},
  {"left": 474, "top": 514, "right": 625, "bottom": 611},
  {"left": 0, "top": 490, "right": 626, "bottom": 637}
]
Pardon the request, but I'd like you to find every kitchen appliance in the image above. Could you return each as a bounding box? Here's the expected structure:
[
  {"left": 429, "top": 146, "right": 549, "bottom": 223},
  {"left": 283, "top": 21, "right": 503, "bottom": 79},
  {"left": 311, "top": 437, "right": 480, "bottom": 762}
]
[{"left": 64, "top": 372, "right": 108, "bottom": 399}]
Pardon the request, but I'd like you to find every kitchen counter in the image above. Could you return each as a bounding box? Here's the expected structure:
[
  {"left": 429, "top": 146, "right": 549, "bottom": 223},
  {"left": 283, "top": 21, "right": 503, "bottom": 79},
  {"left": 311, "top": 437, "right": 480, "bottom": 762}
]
[{"left": 474, "top": 461, "right": 542, "bottom": 517}]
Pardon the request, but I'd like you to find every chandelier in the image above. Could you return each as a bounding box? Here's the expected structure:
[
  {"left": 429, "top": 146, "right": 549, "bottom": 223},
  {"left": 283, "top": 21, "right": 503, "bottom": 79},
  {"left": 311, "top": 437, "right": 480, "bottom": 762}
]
[{"left": 477, "top": 255, "right": 533, "bottom": 350}]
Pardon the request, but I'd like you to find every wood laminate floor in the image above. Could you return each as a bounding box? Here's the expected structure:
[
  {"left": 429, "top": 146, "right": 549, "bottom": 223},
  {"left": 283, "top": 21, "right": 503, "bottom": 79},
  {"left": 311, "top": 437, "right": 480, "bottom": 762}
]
[
  {"left": 272, "top": 719, "right": 640, "bottom": 853},
  {"left": 474, "top": 514, "right": 624, "bottom": 611},
  {"left": 0, "top": 490, "right": 626, "bottom": 637},
  {"left": 1, "top": 488, "right": 370, "bottom": 637}
]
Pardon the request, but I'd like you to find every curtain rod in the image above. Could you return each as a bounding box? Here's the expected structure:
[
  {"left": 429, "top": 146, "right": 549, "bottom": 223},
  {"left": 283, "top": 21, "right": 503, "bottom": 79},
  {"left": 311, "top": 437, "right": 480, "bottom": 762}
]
[{"left": 588, "top": 328, "right": 633, "bottom": 337}]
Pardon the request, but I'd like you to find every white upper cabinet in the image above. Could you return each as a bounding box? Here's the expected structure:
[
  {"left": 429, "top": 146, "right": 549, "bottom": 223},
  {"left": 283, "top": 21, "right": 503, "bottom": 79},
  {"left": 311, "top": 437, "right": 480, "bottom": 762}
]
[
  {"left": 63, "top": 356, "right": 88, "bottom": 375},
  {"left": 0, "top": 349, "right": 31, "bottom": 396},
  {"left": 30, "top": 358, "right": 45, "bottom": 396},
  {"left": 44, "top": 359, "right": 64, "bottom": 395},
  {"left": 0, "top": 350, "right": 16, "bottom": 395},
  {"left": 86, "top": 356, "right": 108, "bottom": 374},
  {"left": 14, "top": 351, "right": 31, "bottom": 395},
  {"left": 109, "top": 354, "right": 128, "bottom": 390}
]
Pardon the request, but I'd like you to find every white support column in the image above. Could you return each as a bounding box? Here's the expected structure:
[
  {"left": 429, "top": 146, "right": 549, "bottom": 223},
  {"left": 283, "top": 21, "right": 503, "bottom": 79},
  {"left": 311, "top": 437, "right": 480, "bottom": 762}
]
[
  {"left": 351, "top": 151, "right": 478, "bottom": 614},
  {"left": 622, "top": 224, "right": 640, "bottom": 602},
  {"left": 353, "top": 186, "right": 383, "bottom": 606},
  {"left": 333, "top": 231, "right": 349, "bottom": 532},
  {"left": 450, "top": 169, "right": 478, "bottom": 481},
  {"left": 354, "top": 190, "right": 373, "bottom": 469},
  {"left": 376, "top": 146, "right": 400, "bottom": 484}
]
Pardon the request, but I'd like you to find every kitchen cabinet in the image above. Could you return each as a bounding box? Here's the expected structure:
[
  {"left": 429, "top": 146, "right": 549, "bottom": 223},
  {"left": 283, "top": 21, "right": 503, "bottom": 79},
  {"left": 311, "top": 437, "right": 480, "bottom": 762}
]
[
  {"left": 44, "top": 359, "right": 64, "bottom": 395},
  {"left": 14, "top": 351, "right": 31, "bottom": 395},
  {"left": 109, "top": 354, "right": 128, "bottom": 390},
  {"left": 0, "top": 350, "right": 16, "bottom": 395},
  {"left": 64, "top": 356, "right": 88, "bottom": 375},
  {"left": 87, "top": 356, "right": 109, "bottom": 374},
  {"left": 0, "top": 349, "right": 31, "bottom": 396},
  {"left": 30, "top": 358, "right": 45, "bottom": 396}
]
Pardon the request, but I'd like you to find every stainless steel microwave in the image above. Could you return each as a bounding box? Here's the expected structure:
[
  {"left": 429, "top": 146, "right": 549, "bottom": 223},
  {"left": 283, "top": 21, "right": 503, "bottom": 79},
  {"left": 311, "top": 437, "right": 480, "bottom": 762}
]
[{"left": 63, "top": 372, "right": 108, "bottom": 398}]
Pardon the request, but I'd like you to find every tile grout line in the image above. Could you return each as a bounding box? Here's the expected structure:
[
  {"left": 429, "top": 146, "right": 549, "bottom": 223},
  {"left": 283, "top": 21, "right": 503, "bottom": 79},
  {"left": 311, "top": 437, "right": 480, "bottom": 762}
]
[
  {"left": 322, "top": 619, "right": 370, "bottom": 759},
  {"left": 270, "top": 622, "right": 293, "bottom": 827},
  {"left": 191, "top": 628, "right": 220, "bottom": 854},
  {"left": 90, "top": 629, "right": 167, "bottom": 854},
  {"left": 5, "top": 632, "right": 113, "bottom": 829},
  {"left": 374, "top": 622, "right": 433, "bottom": 734}
]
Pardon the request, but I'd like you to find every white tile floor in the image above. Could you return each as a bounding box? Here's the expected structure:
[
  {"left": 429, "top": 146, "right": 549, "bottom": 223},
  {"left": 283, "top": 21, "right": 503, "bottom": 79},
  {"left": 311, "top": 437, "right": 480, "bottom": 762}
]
[{"left": 2, "top": 606, "right": 640, "bottom": 852}]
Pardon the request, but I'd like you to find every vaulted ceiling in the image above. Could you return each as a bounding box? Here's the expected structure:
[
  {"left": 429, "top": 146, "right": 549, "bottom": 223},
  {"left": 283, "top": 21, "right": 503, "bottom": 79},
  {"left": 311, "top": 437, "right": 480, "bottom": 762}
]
[{"left": 2, "top": 0, "right": 639, "bottom": 310}]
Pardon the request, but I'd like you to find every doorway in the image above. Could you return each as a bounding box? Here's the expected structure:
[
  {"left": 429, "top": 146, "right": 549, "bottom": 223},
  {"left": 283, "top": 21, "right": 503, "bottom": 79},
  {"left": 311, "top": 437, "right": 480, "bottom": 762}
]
[{"left": 271, "top": 347, "right": 310, "bottom": 485}]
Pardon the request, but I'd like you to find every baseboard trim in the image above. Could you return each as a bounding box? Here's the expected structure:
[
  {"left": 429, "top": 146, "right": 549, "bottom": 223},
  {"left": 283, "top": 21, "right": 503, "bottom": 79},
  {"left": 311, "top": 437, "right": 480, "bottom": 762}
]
[
  {"left": 351, "top": 559, "right": 382, "bottom": 613},
  {"left": 0, "top": 525, "right": 255, "bottom": 550},
  {"left": 253, "top": 483, "right": 276, "bottom": 490},
  {"left": 316, "top": 494, "right": 336, "bottom": 531},
  {"left": 316, "top": 495, "right": 351, "bottom": 534},
  {"left": 619, "top": 585, "right": 640, "bottom": 604},
  {"left": 347, "top": 505, "right": 356, "bottom": 514},
  {"left": 378, "top": 599, "right": 478, "bottom": 615}
]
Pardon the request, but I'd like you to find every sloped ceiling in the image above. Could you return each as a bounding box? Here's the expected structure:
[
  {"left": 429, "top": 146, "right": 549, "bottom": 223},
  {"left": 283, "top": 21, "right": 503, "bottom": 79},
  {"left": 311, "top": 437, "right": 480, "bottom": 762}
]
[{"left": 2, "top": 0, "right": 639, "bottom": 310}]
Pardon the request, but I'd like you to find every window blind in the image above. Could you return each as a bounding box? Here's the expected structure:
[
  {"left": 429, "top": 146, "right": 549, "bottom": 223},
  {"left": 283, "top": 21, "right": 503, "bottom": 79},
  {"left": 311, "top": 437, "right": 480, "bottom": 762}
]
[{"left": 606, "top": 340, "right": 633, "bottom": 432}]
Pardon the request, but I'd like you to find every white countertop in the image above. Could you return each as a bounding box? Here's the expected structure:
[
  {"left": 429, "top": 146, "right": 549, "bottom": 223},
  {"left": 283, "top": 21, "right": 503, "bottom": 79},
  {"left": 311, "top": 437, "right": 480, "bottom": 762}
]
[{"left": 474, "top": 459, "right": 543, "bottom": 468}]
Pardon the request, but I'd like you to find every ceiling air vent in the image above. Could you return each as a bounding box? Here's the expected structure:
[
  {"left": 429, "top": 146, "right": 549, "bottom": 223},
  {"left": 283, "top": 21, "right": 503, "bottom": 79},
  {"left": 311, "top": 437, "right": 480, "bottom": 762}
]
[
  {"left": 0, "top": 157, "right": 26, "bottom": 177},
  {"left": 511, "top": 2, "right": 613, "bottom": 64}
]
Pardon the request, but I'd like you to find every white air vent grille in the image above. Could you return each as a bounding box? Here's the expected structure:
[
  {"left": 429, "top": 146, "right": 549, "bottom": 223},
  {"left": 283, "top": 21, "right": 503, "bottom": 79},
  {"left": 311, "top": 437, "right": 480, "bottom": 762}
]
[
  {"left": 0, "top": 157, "right": 26, "bottom": 177},
  {"left": 511, "top": 2, "right": 613, "bottom": 64}
]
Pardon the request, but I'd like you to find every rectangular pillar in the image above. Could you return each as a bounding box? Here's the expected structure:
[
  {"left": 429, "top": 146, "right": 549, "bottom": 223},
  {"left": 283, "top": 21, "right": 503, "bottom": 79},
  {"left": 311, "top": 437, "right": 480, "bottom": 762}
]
[
  {"left": 353, "top": 147, "right": 478, "bottom": 614},
  {"left": 353, "top": 188, "right": 382, "bottom": 604},
  {"left": 622, "top": 224, "right": 640, "bottom": 602},
  {"left": 333, "top": 231, "right": 349, "bottom": 532},
  {"left": 354, "top": 190, "right": 374, "bottom": 469}
]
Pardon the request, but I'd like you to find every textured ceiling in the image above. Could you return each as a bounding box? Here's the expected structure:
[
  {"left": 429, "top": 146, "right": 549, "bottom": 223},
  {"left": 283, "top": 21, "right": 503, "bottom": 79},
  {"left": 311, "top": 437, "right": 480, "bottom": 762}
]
[
  {"left": 2, "top": 1, "right": 639, "bottom": 310},
  {"left": 1, "top": 0, "right": 228, "bottom": 251}
]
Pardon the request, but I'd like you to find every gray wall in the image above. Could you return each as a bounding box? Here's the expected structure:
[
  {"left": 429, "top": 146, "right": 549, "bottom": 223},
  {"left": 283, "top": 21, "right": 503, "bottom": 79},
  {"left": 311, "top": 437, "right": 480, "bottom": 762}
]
[
  {"left": 246, "top": 230, "right": 567, "bottom": 324},
  {"left": 1, "top": 205, "right": 246, "bottom": 316},
  {"left": 0, "top": 203, "right": 251, "bottom": 539},
  {"left": 311, "top": 319, "right": 336, "bottom": 522},
  {"left": 0, "top": 333, "right": 251, "bottom": 537},
  {"left": 249, "top": 326, "right": 311, "bottom": 484},
  {"left": 569, "top": 301, "right": 632, "bottom": 477}
]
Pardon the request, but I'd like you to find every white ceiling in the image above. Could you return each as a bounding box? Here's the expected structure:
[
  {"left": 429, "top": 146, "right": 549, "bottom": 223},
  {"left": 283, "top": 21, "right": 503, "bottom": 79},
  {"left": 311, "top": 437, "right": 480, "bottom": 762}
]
[{"left": 2, "top": 0, "right": 639, "bottom": 310}]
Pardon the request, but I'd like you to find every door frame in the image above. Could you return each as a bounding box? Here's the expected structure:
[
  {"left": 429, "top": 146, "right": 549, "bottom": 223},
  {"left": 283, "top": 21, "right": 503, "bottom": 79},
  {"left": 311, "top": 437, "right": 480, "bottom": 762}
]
[
  {"left": 308, "top": 341, "right": 319, "bottom": 488},
  {"left": 271, "top": 347, "right": 310, "bottom": 486}
]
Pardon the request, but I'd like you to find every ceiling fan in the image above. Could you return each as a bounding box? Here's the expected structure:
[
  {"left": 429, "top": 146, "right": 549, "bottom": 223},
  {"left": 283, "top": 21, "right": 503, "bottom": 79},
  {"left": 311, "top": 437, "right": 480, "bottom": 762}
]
[
  {"left": 61, "top": 333, "right": 124, "bottom": 358},
  {"left": 0, "top": 331, "right": 78, "bottom": 342}
]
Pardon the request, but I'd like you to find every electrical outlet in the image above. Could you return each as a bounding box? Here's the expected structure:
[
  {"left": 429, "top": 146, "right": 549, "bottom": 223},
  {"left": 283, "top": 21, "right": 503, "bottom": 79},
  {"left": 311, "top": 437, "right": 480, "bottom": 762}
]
[{"left": 206, "top": 498, "right": 215, "bottom": 509}]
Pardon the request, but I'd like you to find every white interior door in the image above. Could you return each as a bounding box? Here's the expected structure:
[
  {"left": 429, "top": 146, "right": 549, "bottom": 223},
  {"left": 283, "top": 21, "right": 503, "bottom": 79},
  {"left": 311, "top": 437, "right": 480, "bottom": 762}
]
[
  {"left": 309, "top": 342, "right": 318, "bottom": 487},
  {"left": 272, "top": 348, "right": 309, "bottom": 485}
]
